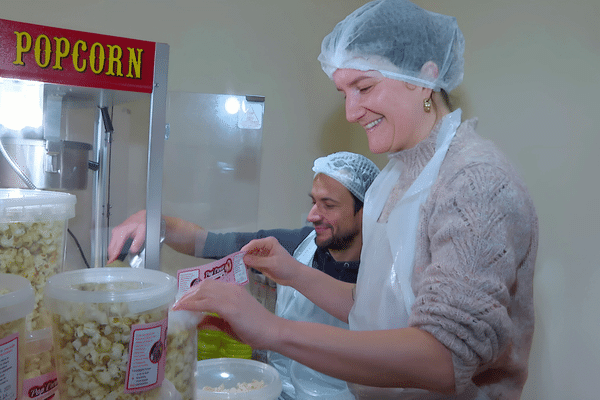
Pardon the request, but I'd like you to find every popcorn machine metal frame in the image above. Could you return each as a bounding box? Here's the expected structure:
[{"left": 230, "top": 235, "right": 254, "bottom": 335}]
[{"left": 0, "top": 18, "right": 168, "bottom": 269}]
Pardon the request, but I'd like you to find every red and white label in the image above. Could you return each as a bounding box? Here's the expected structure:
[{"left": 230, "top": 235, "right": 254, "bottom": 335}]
[
  {"left": 0, "top": 332, "right": 19, "bottom": 400},
  {"left": 124, "top": 318, "right": 168, "bottom": 393},
  {"left": 177, "top": 251, "right": 249, "bottom": 297},
  {"left": 22, "top": 370, "right": 58, "bottom": 400}
]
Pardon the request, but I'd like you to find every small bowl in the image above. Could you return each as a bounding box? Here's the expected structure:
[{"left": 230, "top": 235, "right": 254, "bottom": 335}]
[{"left": 196, "top": 358, "right": 282, "bottom": 400}]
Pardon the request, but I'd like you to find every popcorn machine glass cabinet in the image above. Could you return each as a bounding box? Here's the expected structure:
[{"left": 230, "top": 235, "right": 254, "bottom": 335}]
[{"left": 0, "top": 18, "right": 169, "bottom": 271}]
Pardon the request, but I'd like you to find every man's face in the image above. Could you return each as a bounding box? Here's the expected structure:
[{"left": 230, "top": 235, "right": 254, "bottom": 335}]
[{"left": 307, "top": 174, "right": 362, "bottom": 250}]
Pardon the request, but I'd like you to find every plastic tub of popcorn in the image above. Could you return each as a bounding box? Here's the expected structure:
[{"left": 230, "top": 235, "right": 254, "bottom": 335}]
[
  {"left": 44, "top": 267, "right": 178, "bottom": 400},
  {"left": 22, "top": 327, "right": 59, "bottom": 400},
  {"left": 0, "top": 188, "right": 76, "bottom": 332},
  {"left": 196, "top": 358, "right": 282, "bottom": 399},
  {"left": 166, "top": 309, "right": 202, "bottom": 400},
  {"left": 0, "top": 273, "right": 35, "bottom": 400}
]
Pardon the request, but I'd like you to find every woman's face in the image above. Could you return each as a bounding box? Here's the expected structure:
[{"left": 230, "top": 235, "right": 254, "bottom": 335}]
[{"left": 333, "top": 68, "right": 430, "bottom": 154}]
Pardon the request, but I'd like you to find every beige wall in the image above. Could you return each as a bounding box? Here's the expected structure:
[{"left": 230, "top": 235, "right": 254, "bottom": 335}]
[{"left": 4, "top": 0, "right": 599, "bottom": 398}]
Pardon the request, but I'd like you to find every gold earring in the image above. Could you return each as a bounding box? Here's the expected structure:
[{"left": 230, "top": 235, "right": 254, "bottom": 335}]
[{"left": 423, "top": 98, "right": 432, "bottom": 113}]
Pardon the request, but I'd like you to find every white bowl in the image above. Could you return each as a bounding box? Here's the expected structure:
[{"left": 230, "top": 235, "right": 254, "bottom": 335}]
[{"left": 196, "top": 358, "right": 282, "bottom": 400}]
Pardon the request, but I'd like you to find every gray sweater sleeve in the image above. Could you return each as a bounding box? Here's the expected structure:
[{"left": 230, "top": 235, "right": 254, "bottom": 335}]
[
  {"left": 409, "top": 161, "right": 537, "bottom": 396},
  {"left": 200, "top": 226, "right": 314, "bottom": 259}
]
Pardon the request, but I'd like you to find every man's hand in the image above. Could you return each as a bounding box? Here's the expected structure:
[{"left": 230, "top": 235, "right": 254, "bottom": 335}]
[{"left": 107, "top": 210, "right": 147, "bottom": 264}]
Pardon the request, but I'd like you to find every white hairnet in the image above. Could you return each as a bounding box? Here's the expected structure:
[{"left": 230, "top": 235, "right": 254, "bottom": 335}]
[
  {"left": 312, "top": 152, "right": 380, "bottom": 202},
  {"left": 318, "top": 0, "right": 465, "bottom": 92}
]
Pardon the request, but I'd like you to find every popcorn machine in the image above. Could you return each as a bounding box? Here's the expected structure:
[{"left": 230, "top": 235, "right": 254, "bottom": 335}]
[{"left": 0, "top": 18, "right": 169, "bottom": 270}]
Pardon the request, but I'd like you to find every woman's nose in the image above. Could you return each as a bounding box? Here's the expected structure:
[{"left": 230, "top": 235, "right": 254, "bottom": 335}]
[{"left": 345, "top": 95, "right": 362, "bottom": 123}]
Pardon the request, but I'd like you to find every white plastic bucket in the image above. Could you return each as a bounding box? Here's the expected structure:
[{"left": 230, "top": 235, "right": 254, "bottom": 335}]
[
  {"left": 21, "top": 327, "right": 59, "bottom": 400},
  {"left": 0, "top": 188, "right": 76, "bottom": 331},
  {"left": 166, "top": 309, "right": 201, "bottom": 400},
  {"left": 0, "top": 273, "right": 35, "bottom": 400},
  {"left": 44, "top": 267, "right": 177, "bottom": 400}
]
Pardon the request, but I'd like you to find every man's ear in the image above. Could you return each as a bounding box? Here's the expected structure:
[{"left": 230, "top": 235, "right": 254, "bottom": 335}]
[{"left": 420, "top": 61, "right": 439, "bottom": 81}]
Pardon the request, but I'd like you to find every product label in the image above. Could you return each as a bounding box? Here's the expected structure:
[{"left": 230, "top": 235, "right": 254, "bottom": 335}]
[
  {"left": 177, "top": 251, "right": 249, "bottom": 297},
  {"left": 22, "top": 371, "right": 58, "bottom": 400},
  {"left": 0, "top": 333, "right": 18, "bottom": 400},
  {"left": 124, "top": 318, "right": 167, "bottom": 393}
]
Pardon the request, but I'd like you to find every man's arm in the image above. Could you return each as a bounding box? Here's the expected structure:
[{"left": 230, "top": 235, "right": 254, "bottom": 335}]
[
  {"left": 108, "top": 209, "right": 312, "bottom": 262},
  {"left": 162, "top": 215, "right": 202, "bottom": 256},
  {"left": 201, "top": 226, "right": 314, "bottom": 259},
  {"left": 107, "top": 211, "right": 205, "bottom": 263}
]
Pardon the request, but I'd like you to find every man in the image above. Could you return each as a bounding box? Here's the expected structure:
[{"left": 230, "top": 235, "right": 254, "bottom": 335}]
[{"left": 107, "top": 151, "right": 379, "bottom": 399}]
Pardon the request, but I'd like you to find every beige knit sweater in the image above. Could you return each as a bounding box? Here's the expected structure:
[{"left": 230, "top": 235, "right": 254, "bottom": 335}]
[{"left": 383, "top": 118, "right": 538, "bottom": 399}]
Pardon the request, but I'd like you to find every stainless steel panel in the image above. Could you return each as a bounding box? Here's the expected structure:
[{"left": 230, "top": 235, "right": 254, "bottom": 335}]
[{"left": 0, "top": 138, "right": 92, "bottom": 190}]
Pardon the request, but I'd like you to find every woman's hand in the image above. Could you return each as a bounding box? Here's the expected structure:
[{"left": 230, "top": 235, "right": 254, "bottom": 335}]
[
  {"left": 107, "top": 210, "right": 147, "bottom": 264},
  {"left": 172, "top": 279, "right": 279, "bottom": 349},
  {"left": 241, "top": 236, "right": 307, "bottom": 286}
]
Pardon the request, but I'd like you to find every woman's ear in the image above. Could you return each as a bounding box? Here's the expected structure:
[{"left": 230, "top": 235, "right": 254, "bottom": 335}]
[{"left": 420, "top": 61, "right": 439, "bottom": 81}]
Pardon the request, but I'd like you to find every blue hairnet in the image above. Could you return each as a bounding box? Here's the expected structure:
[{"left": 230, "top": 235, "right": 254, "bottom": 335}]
[{"left": 318, "top": 0, "right": 465, "bottom": 92}]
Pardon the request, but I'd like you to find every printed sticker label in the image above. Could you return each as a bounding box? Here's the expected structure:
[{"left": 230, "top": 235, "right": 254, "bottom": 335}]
[
  {"left": 124, "top": 318, "right": 167, "bottom": 393},
  {"left": 22, "top": 370, "right": 58, "bottom": 400},
  {"left": 177, "top": 251, "right": 249, "bottom": 297},
  {"left": 0, "top": 332, "right": 19, "bottom": 400}
]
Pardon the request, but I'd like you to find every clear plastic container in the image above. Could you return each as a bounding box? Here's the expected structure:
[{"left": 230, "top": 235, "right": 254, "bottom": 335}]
[
  {"left": 21, "top": 327, "right": 59, "bottom": 400},
  {"left": 166, "top": 309, "right": 200, "bottom": 400},
  {"left": 0, "top": 188, "right": 76, "bottom": 332},
  {"left": 44, "top": 267, "right": 177, "bottom": 400},
  {"left": 0, "top": 273, "right": 35, "bottom": 400},
  {"left": 290, "top": 360, "right": 354, "bottom": 400},
  {"left": 196, "top": 358, "right": 282, "bottom": 400},
  {"left": 247, "top": 269, "right": 276, "bottom": 313}
]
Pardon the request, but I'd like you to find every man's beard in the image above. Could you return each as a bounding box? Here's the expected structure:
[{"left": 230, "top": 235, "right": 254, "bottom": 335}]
[{"left": 315, "top": 228, "right": 357, "bottom": 251}]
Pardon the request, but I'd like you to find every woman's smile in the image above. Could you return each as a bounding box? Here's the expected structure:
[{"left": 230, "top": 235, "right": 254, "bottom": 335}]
[{"left": 364, "top": 117, "right": 383, "bottom": 130}]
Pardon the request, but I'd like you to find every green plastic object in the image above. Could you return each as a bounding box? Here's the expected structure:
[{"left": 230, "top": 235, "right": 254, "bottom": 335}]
[{"left": 197, "top": 329, "right": 252, "bottom": 360}]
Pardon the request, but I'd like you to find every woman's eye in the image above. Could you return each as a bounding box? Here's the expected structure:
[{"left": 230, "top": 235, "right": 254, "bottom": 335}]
[{"left": 359, "top": 85, "right": 372, "bottom": 93}]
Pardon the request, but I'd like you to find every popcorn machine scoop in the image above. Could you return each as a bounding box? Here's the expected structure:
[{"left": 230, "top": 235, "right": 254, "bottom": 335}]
[{"left": 0, "top": 18, "right": 168, "bottom": 270}]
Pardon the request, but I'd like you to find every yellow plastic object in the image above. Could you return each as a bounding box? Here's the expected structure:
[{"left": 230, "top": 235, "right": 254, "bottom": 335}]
[{"left": 197, "top": 329, "right": 252, "bottom": 360}]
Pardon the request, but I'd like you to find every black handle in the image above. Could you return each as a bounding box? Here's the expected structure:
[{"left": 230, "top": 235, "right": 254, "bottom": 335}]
[
  {"left": 88, "top": 160, "right": 100, "bottom": 171},
  {"left": 99, "top": 106, "right": 114, "bottom": 133},
  {"left": 117, "top": 238, "right": 133, "bottom": 262}
]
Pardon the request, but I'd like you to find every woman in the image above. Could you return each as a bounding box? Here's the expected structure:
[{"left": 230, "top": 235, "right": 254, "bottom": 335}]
[{"left": 174, "top": 1, "right": 538, "bottom": 398}]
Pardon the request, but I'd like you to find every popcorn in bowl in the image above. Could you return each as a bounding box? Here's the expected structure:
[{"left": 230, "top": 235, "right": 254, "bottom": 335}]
[
  {"left": 203, "top": 379, "right": 266, "bottom": 393},
  {"left": 196, "top": 357, "right": 282, "bottom": 400}
]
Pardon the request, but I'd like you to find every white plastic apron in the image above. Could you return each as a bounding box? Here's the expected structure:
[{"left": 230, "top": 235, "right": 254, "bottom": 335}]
[
  {"left": 269, "top": 230, "right": 353, "bottom": 400},
  {"left": 347, "top": 109, "right": 490, "bottom": 399}
]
